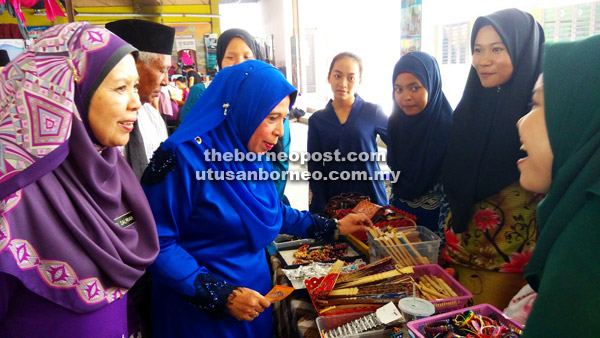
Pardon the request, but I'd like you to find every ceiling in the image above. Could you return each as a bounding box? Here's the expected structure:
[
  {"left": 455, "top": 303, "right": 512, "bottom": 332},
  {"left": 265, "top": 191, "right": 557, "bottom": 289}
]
[
  {"left": 218, "top": 0, "right": 260, "bottom": 3},
  {"left": 71, "top": 0, "right": 210, "bottom": 7},
  {"left": 68, "top": 0, "right": 260, "bottom": 7}
]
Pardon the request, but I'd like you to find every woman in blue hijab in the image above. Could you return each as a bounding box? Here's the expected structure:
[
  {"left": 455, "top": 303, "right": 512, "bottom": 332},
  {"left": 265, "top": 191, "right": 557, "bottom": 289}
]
[
  {"left": 387, "top": 51, "right": 453, "bottom": 235},
  {"left": 141, "top": 60, "right": 370, "bottom": 337}
]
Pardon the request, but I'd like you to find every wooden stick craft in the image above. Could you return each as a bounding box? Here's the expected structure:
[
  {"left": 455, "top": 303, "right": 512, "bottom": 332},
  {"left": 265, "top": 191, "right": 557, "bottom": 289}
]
[
  {"left": 394, "top": 230, "right": 430, "bottom": 265},
  {"left": 369, "top": 228, "right": 410, "bottom": 266},
  {"left": 414, "top": 274, "right": 457, "bottom": 300},
  {"left": 435, "top": 276, "right": 458, "bottom": 297},
  {"left": 335, "top": 257, "right": 394, "bottom": 284},
  {"left": 369, "top": 226, "right": 432, "bottom": 267},
  {"left": 327, "top": 282, "right": 411, "bottom": 297},
  {"left": 335, "top": 269, "right": 401, "bottom": 288},
  {"left": 368, "top": 228, "right": 402, "bottom": 265},
  {"left": 316, "top": 297, "right": 401, "bottom": 306},
  {"left": 389, "top": 235, "right": 419, "bottom": 266},
  {"left": 383, "top": 237, "right": 413, "bottom": 265}
]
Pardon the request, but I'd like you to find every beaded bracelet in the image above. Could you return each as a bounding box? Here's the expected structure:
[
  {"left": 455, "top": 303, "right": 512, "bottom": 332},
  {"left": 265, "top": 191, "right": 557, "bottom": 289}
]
[
  {"left": 453, "top": 310, "right": 475, "bottom": 327},
  {"left": 423, "top": 321, "right": 450, "bottom": 335},
  {"left": 421, "top": 309, "right": 521, "bottom": 338}
]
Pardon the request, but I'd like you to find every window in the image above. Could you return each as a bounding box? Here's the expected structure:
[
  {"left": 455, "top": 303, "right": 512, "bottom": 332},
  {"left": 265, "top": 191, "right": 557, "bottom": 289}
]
[
  {"left": 543, "top": 2, "right": 600, "bottom": 42},
  {"left": 441, "top": 22, "right": 469, "bottom": 65}
]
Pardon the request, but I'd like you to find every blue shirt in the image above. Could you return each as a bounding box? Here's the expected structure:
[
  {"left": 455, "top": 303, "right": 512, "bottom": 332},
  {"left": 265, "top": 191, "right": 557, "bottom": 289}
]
[{"left": 307, "top": 95, "right": 389, "bottom": 213}]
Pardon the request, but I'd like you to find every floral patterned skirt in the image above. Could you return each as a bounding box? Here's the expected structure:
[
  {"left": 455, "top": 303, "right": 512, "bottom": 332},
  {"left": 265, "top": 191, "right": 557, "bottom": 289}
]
[
  {"left": 440, "top": 182, "right": 541, "bottom": 308},
  {"left": 441, "top": 181, "right": 541, "bottom": 272}
]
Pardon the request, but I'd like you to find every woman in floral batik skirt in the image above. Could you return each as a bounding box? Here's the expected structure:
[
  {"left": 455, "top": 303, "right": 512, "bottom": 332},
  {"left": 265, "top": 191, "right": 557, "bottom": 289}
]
[{"left": 440, "top": 8, "right": 544, "bottom": 309}]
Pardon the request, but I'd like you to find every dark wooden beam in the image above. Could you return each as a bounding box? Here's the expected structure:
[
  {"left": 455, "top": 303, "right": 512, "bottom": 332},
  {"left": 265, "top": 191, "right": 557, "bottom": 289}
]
[{"left": 64, "top": 0, "right": 75, "bottom": 22}]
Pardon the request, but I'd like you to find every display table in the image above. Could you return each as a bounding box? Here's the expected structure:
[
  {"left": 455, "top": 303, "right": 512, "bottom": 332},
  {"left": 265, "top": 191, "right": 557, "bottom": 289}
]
[
  {"left": 270, "top": 251, "right": 424, "bottom": 338},
  {"left": 270, "top": 253, "right": 321, "bottom": 338}
]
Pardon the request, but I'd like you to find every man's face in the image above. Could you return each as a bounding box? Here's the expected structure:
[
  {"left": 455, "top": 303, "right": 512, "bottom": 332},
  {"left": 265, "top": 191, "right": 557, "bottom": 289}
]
[{"left": 136, "top": 54, "right": 171, "bottom": 104}]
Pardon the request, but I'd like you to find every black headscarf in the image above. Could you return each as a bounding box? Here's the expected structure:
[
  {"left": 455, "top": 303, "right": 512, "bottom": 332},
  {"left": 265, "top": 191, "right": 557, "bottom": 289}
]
[
  {"left": 216, "top": 28, "right": 264, "bottom": 70},
  {"left": 387, "top": 51, "right": 453, "bottom": 200},
  {"left": 0, "top": 50, "right": 9, "bottom": 67},
  {"left": 442, "top": 8, "right": 544, "bottom": 233}
]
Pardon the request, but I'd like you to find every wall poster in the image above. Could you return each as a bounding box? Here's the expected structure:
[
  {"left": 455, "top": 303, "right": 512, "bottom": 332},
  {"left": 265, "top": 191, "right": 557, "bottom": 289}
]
[
  {"left": 168, "top": 23, "right": 212, "bottom": 75},
  {"left": 401, "top": 0, "right": 422, "bottom": 55},
  {"left": 204, "top": 33, "right": 218, "bottom": 76}
]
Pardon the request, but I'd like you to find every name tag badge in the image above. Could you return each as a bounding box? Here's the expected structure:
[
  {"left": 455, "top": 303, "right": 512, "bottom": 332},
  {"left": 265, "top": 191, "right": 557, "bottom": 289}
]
[{"left": 114, "top": 211, "right": 135, "bottom": 228}]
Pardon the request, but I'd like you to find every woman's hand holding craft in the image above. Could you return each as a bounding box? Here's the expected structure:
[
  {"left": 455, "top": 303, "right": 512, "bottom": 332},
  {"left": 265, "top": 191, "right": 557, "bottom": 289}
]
[
  {"left": 337, "top": 213, "right": 373, "bottom": 235},
  {"left": 226, "top": 287, "right": 270, "bottom": 321}
]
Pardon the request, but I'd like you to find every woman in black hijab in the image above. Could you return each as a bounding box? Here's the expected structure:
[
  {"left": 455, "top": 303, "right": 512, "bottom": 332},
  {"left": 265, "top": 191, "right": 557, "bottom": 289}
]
[
  {"left": 387, "top": 51, "right": 453, "bottom": 235},
  {"left": 440, "top": 8, "right": 544, "bottom": 309},
  {"left": 216, "top": 28, "right": 264, "bottom": 70}
]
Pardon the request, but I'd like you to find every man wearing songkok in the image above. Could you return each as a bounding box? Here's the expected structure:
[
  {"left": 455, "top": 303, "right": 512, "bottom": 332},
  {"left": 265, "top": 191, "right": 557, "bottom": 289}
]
[{"left": 106, "top": 19, "right": 175, "bottom": 179}]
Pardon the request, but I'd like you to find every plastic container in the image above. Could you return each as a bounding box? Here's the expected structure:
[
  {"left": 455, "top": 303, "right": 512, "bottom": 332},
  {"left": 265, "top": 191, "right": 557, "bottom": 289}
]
[
  {"left": 368, "top": 226, "right": 441, "bottom": 265},
  {"left": 316, "top": 311, "right": 395, "bottom": 338},
  {"left": 305, "top": 275, "right": 380, "bottom": 316},
  {"left": 407, "top": 304, "right": 524, "bottom": 338},
  {"left": 305, "top": 264, "right": 471, "bottom": 316},
  {"left": 412, "top": 264, "right": 472, "bottom": 313},
  {"left": 398, "top": 298, "right": 435, "bottom": 321}
]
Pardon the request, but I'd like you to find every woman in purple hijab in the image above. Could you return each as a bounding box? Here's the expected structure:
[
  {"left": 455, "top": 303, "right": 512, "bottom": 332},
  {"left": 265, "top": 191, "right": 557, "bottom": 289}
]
[{"left": 0, "top": 22, "right": 159, "bottom": 337}]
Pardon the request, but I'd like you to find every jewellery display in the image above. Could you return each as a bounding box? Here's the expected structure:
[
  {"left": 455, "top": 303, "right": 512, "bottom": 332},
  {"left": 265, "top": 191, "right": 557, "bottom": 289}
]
[{"left": 420, "top": 309, "right": 522, "bottom": 338}]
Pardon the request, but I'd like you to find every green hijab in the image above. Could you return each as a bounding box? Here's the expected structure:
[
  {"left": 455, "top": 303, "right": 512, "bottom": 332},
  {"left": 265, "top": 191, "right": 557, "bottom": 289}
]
[{"left": 525, "top": 34, "right": 600, "bottom": 290}]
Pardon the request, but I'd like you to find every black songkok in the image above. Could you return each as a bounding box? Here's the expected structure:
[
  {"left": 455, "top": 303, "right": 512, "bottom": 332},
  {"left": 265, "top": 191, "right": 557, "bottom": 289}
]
[{"left": 105, "top": 19, "right": 175, "bottom": 55}]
